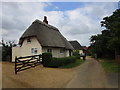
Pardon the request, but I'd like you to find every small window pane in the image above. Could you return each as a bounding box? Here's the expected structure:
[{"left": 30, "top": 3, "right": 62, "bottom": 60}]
[
  {"left": 60, "top": 49, "right": 64, "bottom": 53},
  {"left": 47, "top": 49, "right": 52, "bottom": 53},
  {"left": 27, "top": 38, "right": 31, "bottom": 43},
  {"left": 31, "top": 48, "right": 34, "bottom": 54},
  {"left": 31, "top": 48, "right": 38, "bottom": 54}
]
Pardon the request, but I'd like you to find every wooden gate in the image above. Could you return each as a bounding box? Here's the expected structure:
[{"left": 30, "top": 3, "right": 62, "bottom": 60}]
[{"left": 15, "top": 54, "right": 42, "bottom": 74}]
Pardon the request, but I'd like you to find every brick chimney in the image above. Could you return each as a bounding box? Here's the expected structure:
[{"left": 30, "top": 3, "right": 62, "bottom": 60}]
[{"left": 43, "top": 16, "right": 48, "bottom": 24}]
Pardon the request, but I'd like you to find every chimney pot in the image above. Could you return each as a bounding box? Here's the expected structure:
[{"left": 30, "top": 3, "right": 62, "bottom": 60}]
[{"left": 43, "top": 16, "right": 48, "bottom": 24}]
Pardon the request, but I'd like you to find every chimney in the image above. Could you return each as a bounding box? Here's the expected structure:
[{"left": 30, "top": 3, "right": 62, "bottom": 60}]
[{"left": 43, "top": 16, "right": 48, "bottom": 24}]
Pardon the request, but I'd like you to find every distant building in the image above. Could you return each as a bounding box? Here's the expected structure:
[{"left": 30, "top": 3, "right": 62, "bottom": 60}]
[
  {"left": 69, "top": 40, "right": 83, "bottom": 54},
  {"left": 82, "top": 46, "right": 88, "bottom": 51},
  {"left": 81, "top": 46, "right": 88, "bottom": 55}
]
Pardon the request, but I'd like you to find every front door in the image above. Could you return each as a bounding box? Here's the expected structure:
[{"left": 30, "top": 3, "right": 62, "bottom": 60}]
[{"left": 69, "top": 50, "right": 72, "bottom": 56}]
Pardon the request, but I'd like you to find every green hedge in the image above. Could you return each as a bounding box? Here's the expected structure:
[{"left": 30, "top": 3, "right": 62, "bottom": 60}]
[
  {"left": 73, "top": 51, "right": 80, "bottom": 59},
  {"left": 42, "top": 53, "right": 52, "bottom": 67},
  {"left": 43, "top": 55, "right": 77, "bottom": 68}
]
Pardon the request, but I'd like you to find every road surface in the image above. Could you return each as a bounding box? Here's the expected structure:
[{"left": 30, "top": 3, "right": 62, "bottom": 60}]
[{"left": 66, "top": 57, "right": 118, "bottom": 88}]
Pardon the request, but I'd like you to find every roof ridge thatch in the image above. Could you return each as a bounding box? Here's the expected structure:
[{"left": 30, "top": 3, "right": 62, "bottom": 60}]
[{"left": 33, "top": 19, "right": 59, "bottom": 31}]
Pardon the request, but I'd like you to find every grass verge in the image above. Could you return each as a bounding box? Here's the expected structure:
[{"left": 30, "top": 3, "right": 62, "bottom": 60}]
[
  {"left": 100, "top": 59, "right": 120, "bottom": 72},
  {"left": 60, "top": 59, "right": 84, "bottom": 68}
]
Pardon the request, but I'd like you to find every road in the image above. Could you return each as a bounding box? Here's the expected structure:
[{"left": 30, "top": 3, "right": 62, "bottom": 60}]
[{"left": 66, "top": 57, "right": 118, "bottom": 88}]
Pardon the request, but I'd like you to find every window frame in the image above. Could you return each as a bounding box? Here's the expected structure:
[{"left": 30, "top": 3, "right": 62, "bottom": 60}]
[
  {"left": 27, "top": 38, "right": 31, "bottom": 44},
  {"left": 31, "top": 48, "right": 38, "bottom": 54},
  {"left": 47, "top": 48, "right": 52, "bottom": 53},
  {"left": 60, "top": 48, "right": 64, "bottom": 54}
]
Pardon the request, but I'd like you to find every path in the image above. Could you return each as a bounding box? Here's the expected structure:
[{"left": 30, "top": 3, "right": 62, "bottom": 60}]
[{"left": 66, "top": 57, "right": 118, "bottom": 88}]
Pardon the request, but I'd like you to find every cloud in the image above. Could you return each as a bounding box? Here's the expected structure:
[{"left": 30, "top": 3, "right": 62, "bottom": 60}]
[
  {"left": 1, "top": 2, "right": 47, "bottom": 42},
  {"left": 1, "top": 2, "right": 117, "bottom": 46}
]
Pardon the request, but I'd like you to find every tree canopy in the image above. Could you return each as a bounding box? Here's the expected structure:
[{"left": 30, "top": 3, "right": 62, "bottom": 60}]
[
  {"left": 1, "top": 39, "right": 16, "bottom": 61},
  {"left": 89, "top": 9, "right": 120, "bottom": 59}
]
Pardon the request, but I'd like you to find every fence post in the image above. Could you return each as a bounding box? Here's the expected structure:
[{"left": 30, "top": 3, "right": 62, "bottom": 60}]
[
  {"left": 15, "top": 56, "right": 17, "bottom": 74},
  {"left": 39, "top": 54, "right": 41, "bottom": 63}
]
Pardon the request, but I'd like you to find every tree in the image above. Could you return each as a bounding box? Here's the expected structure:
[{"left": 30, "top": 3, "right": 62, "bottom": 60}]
[
  {"left": 101, "top": 9, "right": 120, "bottom": 54},
  {"left": 90, "top": 32, "right": 114, "bottom": 58},
  {"left": 89, "top": 9, "right": 120, "bottom": 59},
  {"left": 1, "top": 39, "right": 16, "bottom": 61}
]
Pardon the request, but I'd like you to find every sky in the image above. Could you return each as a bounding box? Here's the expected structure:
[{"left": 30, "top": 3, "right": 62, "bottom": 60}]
[{"left": 0, "top": 2, "right": 118, "bottom": 46}]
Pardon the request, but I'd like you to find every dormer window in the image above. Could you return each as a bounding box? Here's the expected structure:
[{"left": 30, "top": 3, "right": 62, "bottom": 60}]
[{"left": 27, "top": 38, "right": 31, "bottom": 44}]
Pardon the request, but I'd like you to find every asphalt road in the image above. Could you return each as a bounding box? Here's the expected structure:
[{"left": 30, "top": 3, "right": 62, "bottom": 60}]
[{"left": 66, "top": 57, "right": 118, "bottom": 88}]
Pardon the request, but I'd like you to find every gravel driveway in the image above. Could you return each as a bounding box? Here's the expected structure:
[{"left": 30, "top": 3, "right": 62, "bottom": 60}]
[{"left": 2, "top": 62, "right": 74, "bottom": 88}]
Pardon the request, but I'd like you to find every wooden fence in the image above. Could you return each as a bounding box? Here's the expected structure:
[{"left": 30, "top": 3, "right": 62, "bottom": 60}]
[{"left": 15, "top": 54, "right": 42, "bottom": 74}]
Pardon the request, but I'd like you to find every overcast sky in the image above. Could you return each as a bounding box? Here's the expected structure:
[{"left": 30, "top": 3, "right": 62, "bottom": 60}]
[{"left": 0, "top": 2, "right": 118, "bottom": 46}]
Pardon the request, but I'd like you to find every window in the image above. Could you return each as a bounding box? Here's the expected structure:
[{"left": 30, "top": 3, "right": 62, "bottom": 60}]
[
  {"left": 47, "top": 49, "right": 52, "bottom": 53},
  {"left": 60, "top": 49, "right": 64, "bottom": 53},
  {"left": 27, "top": 38, "right": 31, "bottom": 43},
  {"left": 31, "top": 48, "right": 38, "bottom": 54}
]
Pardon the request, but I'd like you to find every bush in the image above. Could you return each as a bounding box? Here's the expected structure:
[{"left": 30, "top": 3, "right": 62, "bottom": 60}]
[
  {"left": 45, "top": 56, "right": 77, "bottom": 68},
  {"left": 73, "top": 50, "right": 80, "bottom": 59},
  {"left": 42, "top": 53, "right": 52, "bottom": 67}
]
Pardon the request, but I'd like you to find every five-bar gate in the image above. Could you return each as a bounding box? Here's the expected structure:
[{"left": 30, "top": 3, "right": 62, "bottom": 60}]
[{"left": 15, "top": 54, "right": 42, "bottom": 74}]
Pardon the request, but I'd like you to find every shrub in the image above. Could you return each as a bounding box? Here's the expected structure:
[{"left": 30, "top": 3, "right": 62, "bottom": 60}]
[
  {"left": 73, "top": 50, "right": 80, "bottom": 59},
  {"left": 45, "top": 56, "right": 77, "bottom": 68},
  {"left": 42, "top": 53, "right": 52, "bottom": 67}
]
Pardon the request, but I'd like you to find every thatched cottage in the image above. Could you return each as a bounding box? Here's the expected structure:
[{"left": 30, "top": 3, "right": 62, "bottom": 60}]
[
  {"left": 69, "top": 40, "right": 83, "bottom": 54},
  {"left": 12, "top": 16, "right": 73, "bottom": 62}
]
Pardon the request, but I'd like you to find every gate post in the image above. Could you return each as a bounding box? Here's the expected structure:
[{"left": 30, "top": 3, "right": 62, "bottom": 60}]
[{"left": 15, "top": 56, "right": 17, "bottom": 74}]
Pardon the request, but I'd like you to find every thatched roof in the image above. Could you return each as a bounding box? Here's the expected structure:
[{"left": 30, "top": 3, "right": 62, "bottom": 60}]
[
  {"left": 19, "top": 19, "right": 73, "bottom": 50},
  {"left": 69, "top": 41, "right": 82, "bottom": 50}
]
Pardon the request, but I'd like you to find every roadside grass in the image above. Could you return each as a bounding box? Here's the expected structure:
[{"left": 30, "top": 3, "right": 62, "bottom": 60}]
[
  {"left": 60, "top": 59, "right": 84, "bottom": 68},
  {"left": 99, "top": 59, "right": 120, "bottom": 72}
]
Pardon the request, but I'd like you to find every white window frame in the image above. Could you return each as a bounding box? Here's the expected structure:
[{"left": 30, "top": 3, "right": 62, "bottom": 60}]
[{"left": 31, "top": 48, "right": 38, "bottom": 54}]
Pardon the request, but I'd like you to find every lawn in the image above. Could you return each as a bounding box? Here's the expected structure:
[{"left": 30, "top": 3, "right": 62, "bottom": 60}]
[
  {"left": 60, "top": 59, "right": 84, "bottom": 68},
  {"left": 100, "top": 59, "right": 120, "bottom": 72}
]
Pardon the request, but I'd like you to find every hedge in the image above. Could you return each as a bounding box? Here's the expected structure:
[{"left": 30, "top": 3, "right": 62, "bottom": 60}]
[
  {"left": 42, "top": 54, "right": 77, "bottom": 68},
  {"left": 42, "top": 53, "right": 52, "bottom": 67}
]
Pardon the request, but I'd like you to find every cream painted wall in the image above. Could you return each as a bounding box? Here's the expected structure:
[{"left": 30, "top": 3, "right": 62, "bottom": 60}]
[
  {"left": 79, "top": 50, "right": 83, "bottom": 54},
  {"left": 73, "top": 50, "right": 83, "bottom": 54},
  {"left": 12, "top": 37, "right": 42, "bottom": 62},
  {"left": 12, "top": 46, "right": 21, "bottom": 62},
  {"left": 20, "top": 37, "right": 42, "bottom": 56},
  {"left": 42, "top": 47, "right": 70, "bottom": 57},
  {"left": 65, "top": 50, "right": 69, "bottom": 57}
]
